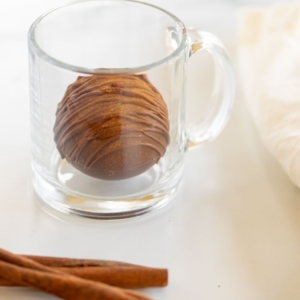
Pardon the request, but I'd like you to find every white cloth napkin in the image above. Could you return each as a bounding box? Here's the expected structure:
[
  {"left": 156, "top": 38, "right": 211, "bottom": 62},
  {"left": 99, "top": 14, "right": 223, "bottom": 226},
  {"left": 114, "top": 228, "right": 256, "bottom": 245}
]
[{"left": 238, "top": 1, "right": 300, "bottom": 187}]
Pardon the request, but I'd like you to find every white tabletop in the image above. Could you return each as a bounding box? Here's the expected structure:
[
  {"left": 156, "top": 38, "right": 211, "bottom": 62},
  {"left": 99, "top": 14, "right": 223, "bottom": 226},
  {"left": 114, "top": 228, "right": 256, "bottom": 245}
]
[{"left": 1, "top": 0, "right": 300, "bottom": 299}]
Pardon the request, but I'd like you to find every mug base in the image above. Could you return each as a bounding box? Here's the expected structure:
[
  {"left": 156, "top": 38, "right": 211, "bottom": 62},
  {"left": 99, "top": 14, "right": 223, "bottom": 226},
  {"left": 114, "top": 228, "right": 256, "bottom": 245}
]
[{"left": 32, "top": 158, "right": 183, "bottom": 219}]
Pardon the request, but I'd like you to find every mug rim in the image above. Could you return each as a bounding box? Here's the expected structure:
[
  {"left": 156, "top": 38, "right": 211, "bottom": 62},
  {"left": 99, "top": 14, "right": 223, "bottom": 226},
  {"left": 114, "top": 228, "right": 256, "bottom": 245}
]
[{"left": 28, "top": 0, "right": 188, "bottom": 74}]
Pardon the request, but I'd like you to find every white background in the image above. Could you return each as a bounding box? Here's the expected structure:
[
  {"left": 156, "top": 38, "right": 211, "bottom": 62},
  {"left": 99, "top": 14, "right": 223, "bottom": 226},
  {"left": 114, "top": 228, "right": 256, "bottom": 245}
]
[{"left": 1, "top": 0, "right": 300, "bottom": 299}]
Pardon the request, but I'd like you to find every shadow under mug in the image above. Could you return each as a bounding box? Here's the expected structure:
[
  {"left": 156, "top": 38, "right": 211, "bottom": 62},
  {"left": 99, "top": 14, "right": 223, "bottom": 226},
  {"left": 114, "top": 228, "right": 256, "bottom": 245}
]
[{"left": 28, "top": 0, "right": 235, "bottom": 219}]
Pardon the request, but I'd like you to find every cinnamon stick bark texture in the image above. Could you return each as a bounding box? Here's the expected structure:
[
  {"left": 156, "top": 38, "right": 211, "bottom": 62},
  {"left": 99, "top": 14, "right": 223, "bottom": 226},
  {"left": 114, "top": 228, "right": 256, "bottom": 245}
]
[
  {"left": 0, "top": 249, "right": 168, "bottom": 300},
  {"left": 0, "top": 260, "right": 150, "bottom": 300},
  {"left": 24, "top": 255, "right": 140, "bottom": 268},
  {"left": 0, "top": 253, "right": 167, "bottom": 288},
  {"left": 0, "top": 266, "right": 168, "bottom": 288}
]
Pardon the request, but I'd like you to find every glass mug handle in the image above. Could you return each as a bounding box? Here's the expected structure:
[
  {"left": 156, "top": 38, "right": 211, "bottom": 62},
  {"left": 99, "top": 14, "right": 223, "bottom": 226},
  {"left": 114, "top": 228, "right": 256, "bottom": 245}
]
[{"left": 185, "top": 28, "right": 235, "bottom": 149}]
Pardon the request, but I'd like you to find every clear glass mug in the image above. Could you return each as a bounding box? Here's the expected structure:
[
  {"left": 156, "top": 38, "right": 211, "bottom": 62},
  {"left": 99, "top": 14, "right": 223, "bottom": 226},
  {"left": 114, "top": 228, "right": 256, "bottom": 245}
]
[{"left": 28, "top": 0, "right": 234, "bottom": 219}]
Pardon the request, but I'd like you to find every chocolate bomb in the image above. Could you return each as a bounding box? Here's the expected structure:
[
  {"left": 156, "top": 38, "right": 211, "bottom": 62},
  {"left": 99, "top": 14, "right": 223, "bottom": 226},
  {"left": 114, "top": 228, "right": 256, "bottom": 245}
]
[{"left": 54, "top": 74, "right": 170, "bottom": 180}]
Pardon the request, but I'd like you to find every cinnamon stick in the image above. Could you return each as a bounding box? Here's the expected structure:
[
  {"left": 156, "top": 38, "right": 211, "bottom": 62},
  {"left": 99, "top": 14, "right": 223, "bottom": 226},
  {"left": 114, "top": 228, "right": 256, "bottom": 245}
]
[
  {"left": 0, "top": 265, "right": 168, "bottom": 288},
  {"left": 24, "top": 255, "right": 139, "bottom": 268},
  {"left": 0, "top": 260, "right": 151, "bottom": 300},
  {"left": 0, "top": 253, "right": 168, "bottom": 288},
  {"left": 0, "top": 248, "right": 152, "bottom": 300}
]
